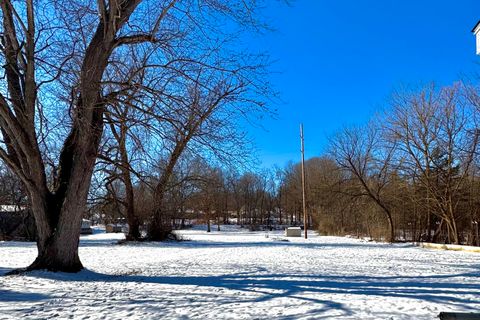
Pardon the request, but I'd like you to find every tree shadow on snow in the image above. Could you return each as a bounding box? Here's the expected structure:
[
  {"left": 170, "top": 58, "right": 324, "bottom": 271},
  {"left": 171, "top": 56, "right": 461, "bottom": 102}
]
[
  {"left": 115, "top": 239, "right": 415, "bottom": 251},
  {"left": 20, "top": 266, "right": 480, "bottom": 317},
  {"left": 0, "top": 267, "right": 15, "bottom": 276},
  {"left": 2, "top": 237, "right": 479, "bottom": 318},
  {"left": 0, "top": 289, "right": 49, "bottom": 302}
]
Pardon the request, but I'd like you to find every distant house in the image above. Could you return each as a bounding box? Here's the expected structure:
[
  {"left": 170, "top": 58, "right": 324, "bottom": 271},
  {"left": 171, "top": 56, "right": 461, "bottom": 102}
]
[
  {"left": 81, "top": 219, "right": 93, "bottom": 235},
  {"left": 472, "top": 20, "right": 480, "bottom": 55},
  {"left": 0, "top": 205, "right": 36, "bottom": 241}
]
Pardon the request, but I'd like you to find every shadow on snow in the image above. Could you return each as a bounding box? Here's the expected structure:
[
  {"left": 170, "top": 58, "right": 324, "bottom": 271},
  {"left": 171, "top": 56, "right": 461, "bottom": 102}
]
[
  {"left": 0, "top": 289, "right": 49, "bottom": 302},
  {"left": 4, "top": 267, "right": 480, "bottom": 315},
  {"left": 1, "top": 237, "right": 479, "bottom": 318}
]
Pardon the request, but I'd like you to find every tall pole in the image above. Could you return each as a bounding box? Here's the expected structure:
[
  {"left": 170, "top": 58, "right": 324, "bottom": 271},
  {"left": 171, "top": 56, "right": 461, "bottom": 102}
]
[{"left": 300, "top": 124, "right": 307, "bottom": 239}]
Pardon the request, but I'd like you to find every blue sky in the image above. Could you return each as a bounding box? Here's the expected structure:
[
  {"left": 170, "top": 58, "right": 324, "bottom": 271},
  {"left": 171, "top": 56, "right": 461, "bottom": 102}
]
[{"left": 249, "top": 0, "right": 480, "bottom": 168}]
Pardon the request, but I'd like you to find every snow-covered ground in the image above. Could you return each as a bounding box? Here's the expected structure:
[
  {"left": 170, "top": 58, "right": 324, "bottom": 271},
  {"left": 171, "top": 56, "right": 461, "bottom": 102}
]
[{"left": 1, "top": 225, "right": 480, "bottom": 319}]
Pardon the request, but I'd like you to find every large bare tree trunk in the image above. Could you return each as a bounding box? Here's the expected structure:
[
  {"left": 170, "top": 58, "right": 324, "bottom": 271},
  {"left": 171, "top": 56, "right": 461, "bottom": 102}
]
[
  {"left": 1, "top": 0, "right": 143, "bottom": 272},
  {"left": 24, "top": 124, "right": 104, "bottom": 271}
]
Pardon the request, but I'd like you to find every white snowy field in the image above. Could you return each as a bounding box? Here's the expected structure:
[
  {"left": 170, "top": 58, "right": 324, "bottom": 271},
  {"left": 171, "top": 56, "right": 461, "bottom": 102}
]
[{"left": 1, "top": 226, "right": 480, "bottom": 320}]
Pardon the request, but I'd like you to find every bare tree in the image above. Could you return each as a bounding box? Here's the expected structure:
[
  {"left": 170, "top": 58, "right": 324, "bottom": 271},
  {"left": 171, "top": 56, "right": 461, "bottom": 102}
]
[
  {"left": 330, "top": 123, "right": 397, "bottom": 242},
  {"left": 148, "top": 73, "right": 261, "bottom": 239},
  {"left": 0, "top": 0, "right": 164, "bottom": 272},
  {"left": 0, "top": 0, "right": 272, "bottom": 271},
  {"left": 386, "top": 85, "right": 478, "bottom": 244}
]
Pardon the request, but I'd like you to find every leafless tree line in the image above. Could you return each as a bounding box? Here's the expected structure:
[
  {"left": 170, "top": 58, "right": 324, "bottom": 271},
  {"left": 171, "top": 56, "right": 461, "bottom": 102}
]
[
  {"left": 296, "top": 84, "right": 480, "bottom": 245},
  {"left": 92, "top": 156, "right": 284, "bottom": 232},
  {"left": 124, "top": 83, "right": 480, "bottom": 247}
]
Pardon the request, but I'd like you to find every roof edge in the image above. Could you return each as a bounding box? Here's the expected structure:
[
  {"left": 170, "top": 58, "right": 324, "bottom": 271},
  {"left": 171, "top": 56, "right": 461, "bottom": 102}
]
[{"left": 472, "top": 20, "right": 480, "bottom": 33}]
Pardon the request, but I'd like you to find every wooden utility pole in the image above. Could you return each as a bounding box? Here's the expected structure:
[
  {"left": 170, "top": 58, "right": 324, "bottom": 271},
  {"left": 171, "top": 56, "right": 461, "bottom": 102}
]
[{"left": 300, "top": 124, "right": 308, "bottom": 239}]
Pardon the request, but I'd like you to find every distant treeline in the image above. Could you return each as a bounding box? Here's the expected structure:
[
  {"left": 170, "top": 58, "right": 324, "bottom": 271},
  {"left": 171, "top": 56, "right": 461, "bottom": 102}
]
[
  {"left": 2, "top": 83, "right": 480, "bottom": 246},
  {"left": 70, "top": 83, "right": 480, "bottom": 245}
]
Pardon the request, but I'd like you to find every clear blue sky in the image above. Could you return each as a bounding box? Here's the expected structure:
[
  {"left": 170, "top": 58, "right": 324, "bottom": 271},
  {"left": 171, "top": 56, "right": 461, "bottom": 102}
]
[{"left": 249, "top": 0, "right": 480, "bottom": 168}]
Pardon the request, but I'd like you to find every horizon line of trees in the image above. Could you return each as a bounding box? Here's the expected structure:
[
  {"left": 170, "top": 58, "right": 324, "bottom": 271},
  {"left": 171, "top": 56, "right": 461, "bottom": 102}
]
[
  {"left": 87, "top": 83, "right": 480, "bottom": 246},
  {"left": 2, "top": 78, "right": 480, "bottom": 250}
]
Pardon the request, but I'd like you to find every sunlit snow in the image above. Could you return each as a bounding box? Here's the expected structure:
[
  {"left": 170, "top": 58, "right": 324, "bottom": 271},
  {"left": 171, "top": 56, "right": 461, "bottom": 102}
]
[{"left": 1, "top": 226, "right": 479, "bottom": 319}]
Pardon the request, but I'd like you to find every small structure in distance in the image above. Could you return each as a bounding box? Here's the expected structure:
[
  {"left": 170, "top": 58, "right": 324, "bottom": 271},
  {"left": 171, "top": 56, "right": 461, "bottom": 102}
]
[
  {"left": 80, "top": 219, "right": 93, "bottom": 235},
  {"left": 106, "top": 224, "right": 123, "bottom": 233},
  {"left": 285, "top": 227, "right": 302, "bottom": 237}
]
